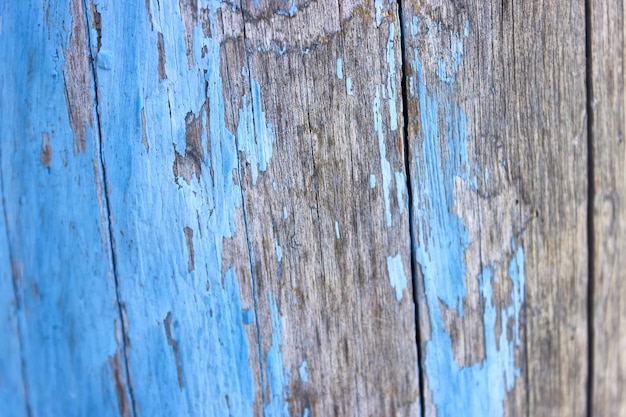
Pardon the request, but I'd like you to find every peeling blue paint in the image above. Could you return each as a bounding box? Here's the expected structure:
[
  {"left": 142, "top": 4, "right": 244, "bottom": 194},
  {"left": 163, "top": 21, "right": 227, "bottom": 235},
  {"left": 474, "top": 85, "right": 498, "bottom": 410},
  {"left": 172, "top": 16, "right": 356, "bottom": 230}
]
[
  {"left": 283, "top": 207, "right": 289, "bottom": 219},
  {"left": 375, "top": 0, "right": 383, "bottom": 27},
  {"left": 369, "top": 174, "right": 377, "bottom": 188},
  {"left": 336, "top": 58, "right": 343, "bottom": 80},
  {"left": 275, "top": 239, "right": 283, "bottom": 263},
  {"left": 373, "top": 87, "right": 393, "bottom": 227},
  {"left": 276, "top": 3, "right": 298, "bottom": 17},
  {"left": 411, "top": 23, "right": 525, "bottom": 417},
  {"left": 298, "top": 361, "right": 309, "bottom": 382},
  {"left": 74, "top": 1, "right": 269, "bottom": 415},
  {"left": 386, "top": 254, "right": 407, "bottom": 301},
  {"left": 335, "top": 221, "right": 341, "bottom": 239},
  {"left": 237, "top": 78, "right": 275, "bottom": 185},
  {"left": 346, "top": 77, "right": 353, "bottom": 95},
  {"left": 265, "top": 293, "right": 290, "bottom": 417}
]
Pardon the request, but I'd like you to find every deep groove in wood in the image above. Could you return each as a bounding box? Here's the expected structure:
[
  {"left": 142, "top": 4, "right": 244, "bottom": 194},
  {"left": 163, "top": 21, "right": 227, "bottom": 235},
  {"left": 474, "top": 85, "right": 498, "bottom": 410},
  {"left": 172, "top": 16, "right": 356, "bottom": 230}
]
[
  {"left": 81, "top": 2, "right": 138, "bottom": 416},
  {"left": 396, "top": 1, "right": 426, "bottom": 416},
  {"left": 584, "top": 0, "right": 595, "bottom": 415}
]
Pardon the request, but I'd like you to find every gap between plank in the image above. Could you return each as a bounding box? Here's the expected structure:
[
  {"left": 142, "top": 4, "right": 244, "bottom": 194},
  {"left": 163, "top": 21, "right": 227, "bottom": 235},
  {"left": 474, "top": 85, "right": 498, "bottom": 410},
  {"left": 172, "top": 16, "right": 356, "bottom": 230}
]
[
  {"left": 395, "top": 2, "right": 427, "bottom": 416},
  {"left": 584, "top": 0, "right": 595, "bottom": 416}
]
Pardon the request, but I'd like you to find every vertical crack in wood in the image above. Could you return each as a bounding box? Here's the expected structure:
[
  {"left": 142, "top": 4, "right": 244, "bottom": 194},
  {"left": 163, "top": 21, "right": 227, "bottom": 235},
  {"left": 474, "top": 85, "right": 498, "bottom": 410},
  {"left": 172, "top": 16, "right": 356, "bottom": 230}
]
[
  {"left": 0, "top": 148, "right": 32, "bottom": 417},
  {"left": 396, "top": 1, "right": 425, "bottom": 416},
  {"left": 584, "top": 0, "right": 595, "bottom": 415},
  {"left": 80, "top": 1, "right": 138, "bottom": 416},
  {"left": 233, "top": 2, "right": 268, "bottom": 411}
]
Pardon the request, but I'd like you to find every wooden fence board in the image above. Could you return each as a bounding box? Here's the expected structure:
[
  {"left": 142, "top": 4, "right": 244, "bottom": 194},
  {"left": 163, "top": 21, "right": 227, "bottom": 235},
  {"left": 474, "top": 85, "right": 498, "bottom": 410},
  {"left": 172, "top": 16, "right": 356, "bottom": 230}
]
[
  {"left": 235, "top": 1, "right": 420, "bottom": 415},
  {"left": 589, "top": 1, "right": 626, "bottom": 415},
  {"left": 401, "top": 1, "right": 588, "bottom": 416},
  {"left": 0, "top": 1, "right": 130, "bottom": 416}
]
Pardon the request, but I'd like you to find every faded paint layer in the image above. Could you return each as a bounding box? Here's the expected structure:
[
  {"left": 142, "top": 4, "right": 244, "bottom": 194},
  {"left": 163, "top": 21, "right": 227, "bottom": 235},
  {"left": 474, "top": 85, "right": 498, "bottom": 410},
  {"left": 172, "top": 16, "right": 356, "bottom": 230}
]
[
  {"left": 410, "top": 21, "right": 525, "bottom": 417},
  {"left": 0, "top": 1, "right": 126, "bottom": 415}
]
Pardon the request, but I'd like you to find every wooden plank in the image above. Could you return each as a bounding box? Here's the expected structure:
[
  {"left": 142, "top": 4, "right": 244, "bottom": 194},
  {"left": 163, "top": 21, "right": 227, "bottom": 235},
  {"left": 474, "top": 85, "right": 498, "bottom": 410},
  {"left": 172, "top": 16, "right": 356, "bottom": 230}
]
[
  {"left": 0, "top": 1, "right": 131, "bottom": 416},
  {"left": 589, "top": 1, "right": 626, "bottom": 415},
  {"left": 85, "top": 0, "right": 420, "bottom": 415},
  {"left": 236, "top": 1, "right": 420, "bottom": 415},
  {"left": 400, "top": 1, "right": 588, "bottom": 416}
]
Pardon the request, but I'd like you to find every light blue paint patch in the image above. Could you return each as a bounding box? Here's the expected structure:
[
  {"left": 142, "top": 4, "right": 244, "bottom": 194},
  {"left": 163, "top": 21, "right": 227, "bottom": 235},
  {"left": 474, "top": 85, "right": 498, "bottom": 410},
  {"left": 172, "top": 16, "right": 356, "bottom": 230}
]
[
  {"left": 411, "top": 15, "right": 419, "bottom": 37},
  {"left": 386, "top": 23, "right": 398, "bottom": 131},
  {"left": 386, "top": 254, "right": 407, "bottom": 301},
  {"left": 237, "top": 79, "right": 274, "bottom": 185},
  {"left": 243, "top": 309, "right": 254, "bottom": 325},
  {"left": 273, "top": 181, "right": 278, "bottom": 191},
  {"left": 274, "top": 239, "right": 283, "bottom": 263},
  {"left": 411, "top": 32, "right": 525, "bottom": 416},
  {"left": 283, "top": 207, "right": 288, "bottom": 219},
  {"left": 97, "top": 51, "right": 113, "bottom": 70},
  {"left": 264, "top": 293, "right": 290, "bottom": 417},
  {"left": 336, "top": 58, "right": 343, "bottom": 79},
  {"left": 346, "top": 77, "right": 353, "bottom": 95},
  {"left": 373, "top": 87, "right": 392, "bottom": 227},
  {"left": 508, "top": 240, "right": 525, "bottom": 346},
  {"left": 369, "top": 174, "right": 376, "bottom": 188},
  {"left": 502, "top": 159, "right": 507, "bottom": 167},
  {"left": 465, "top": 19, "right": 470, "bottom": 37},
  {"left": 375, "top": 0, "right": 383, "bottom": 27},
  {"left": 451, "top": 33, "right": 464, "bottom": 72},
  {"left": 298, "top": 360, "right": 308, "bottom": 382},
  {"left": 335, "top": 221, "right": 340, "bottom": 239},
  {"left": 276, "top": 3, "right": 298, "bottom": 17},
  {"left": 394, "top": 171, "right": 406, "bottom": 214},
  {"left": 484, "top": 167, "right": 489, "bottom": 185},
  {"left": 303, "top": 408, "right": 310, "bottom": 417}
]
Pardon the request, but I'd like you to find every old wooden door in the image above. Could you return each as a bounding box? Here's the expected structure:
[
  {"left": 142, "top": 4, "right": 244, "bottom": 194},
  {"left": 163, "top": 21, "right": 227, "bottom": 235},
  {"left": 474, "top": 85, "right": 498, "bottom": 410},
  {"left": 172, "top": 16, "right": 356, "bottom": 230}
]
[{"left": 1, "top": 0, "right": 624, "bottom": 416}]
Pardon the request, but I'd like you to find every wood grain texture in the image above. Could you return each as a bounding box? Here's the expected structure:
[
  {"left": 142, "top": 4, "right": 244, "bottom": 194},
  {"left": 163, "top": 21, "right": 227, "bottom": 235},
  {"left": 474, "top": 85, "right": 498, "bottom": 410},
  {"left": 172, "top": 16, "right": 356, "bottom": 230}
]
[
  {"left": 589, "top": 1, "right": 626, "bottom": 415},
  {"left": 233, "top": 1, "right": 420, "bottom": 415},
  {"left": 401, "top": 1, "right": 588, "bottom": 416},
  {"left": 77, "top": 0, "right": 420, "bottom": 416}
]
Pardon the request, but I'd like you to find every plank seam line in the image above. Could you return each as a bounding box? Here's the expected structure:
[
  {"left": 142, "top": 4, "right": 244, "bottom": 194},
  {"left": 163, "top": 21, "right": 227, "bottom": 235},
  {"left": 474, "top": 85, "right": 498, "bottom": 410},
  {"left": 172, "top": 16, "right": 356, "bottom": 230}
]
[
  {"left": 395, "top": 1, "right": 426, "bottom": 415},
  {"left": 584, "top": 0, "right": 595, "bottom": 415},
  {"left": 0, "top": 150, "right": 32, "bottom": 417},
  {"left": 235, "top": 2, "right": 268, "bottom": 413},
  {"left": 80, "top": 2, "right": 138, "bottom": 416}
]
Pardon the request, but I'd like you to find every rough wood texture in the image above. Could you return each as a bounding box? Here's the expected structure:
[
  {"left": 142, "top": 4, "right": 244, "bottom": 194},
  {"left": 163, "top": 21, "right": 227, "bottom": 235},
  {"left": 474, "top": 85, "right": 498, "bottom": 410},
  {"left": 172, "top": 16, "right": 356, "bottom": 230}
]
[
  {"left": 589, "top": 1, "right": 626, "bottom": 415},
  {"left": 3, "top": 0, "right": 626, "bottom": 416},
  {"left": 401, "top": 1, "right": 588, "bottom": 416}
]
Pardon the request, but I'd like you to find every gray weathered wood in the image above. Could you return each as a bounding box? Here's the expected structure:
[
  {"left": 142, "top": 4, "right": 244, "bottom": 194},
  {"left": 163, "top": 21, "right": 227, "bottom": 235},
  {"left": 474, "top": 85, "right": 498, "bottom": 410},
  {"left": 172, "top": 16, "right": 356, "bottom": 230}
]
[
  {"left": 401, "top": 1, "right": 588, "bottom": 415},
  {"left": 230, "top": 1, "right": 421, "bottom": 415},
  {"left": 589, "top": 1, "right": 626, "bottom": 415}
]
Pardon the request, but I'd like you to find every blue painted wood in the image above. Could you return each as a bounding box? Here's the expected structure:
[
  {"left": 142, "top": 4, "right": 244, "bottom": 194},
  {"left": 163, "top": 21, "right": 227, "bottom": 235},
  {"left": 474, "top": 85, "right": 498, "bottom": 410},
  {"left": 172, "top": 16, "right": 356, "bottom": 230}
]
[
  {"left": 86, "top": 0, "right": 272, "bottom": 415},
  {"left": 0, "top": 1, "right": 130, "bottom": 416}
]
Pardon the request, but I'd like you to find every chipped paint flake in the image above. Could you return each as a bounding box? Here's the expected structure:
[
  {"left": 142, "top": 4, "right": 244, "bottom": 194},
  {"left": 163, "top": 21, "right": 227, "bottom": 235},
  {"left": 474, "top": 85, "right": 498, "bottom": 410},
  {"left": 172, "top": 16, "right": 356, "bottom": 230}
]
[
  {"left": 336, "top": 57, "right": 343, "bottom": 80},
  {"left": 274, "top": 238, "right": 283, "bottom": 263},
  {"left": 264, "top": 293, "right": 290, "bottom": 416},
  {"left": 386, "top": 23, "right": 398, "bottom": 131},
  {"left": 373, "top": 86, "right": 392, "bottom": 227},
  {"left": 394, "top": 171, "right": 406, "bottom": 214},
  {"left": 237, "top": 79, "right": 274, "bottom": 185},
  {"left": 386, "top": 254, "right": 407, "bottom": 301},
  {"left": 298, "top": 360, "right": 308, "bottom": 382},
  {"left": 369, "top": 174, "right": 376, "bottom": 188},
  {"left": 346, "top": 77, "right": 353, "bottom": 95},
  {"left": 334, "top": 221, "right": 340, "bottom": 239}
]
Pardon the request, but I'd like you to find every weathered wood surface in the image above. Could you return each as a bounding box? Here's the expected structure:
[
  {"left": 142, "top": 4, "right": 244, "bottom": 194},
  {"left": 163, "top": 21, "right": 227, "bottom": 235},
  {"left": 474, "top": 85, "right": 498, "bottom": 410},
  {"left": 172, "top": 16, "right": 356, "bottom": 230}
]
[
  {"left": 401, "top": 1, "right": 589, "bottom": 416},
  {"left": 1, "top": 0, "right": 625, "bottom": 416},
  {"left": 589, "top": 1, "right": 626, "bottom": 415}
]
